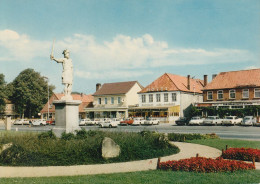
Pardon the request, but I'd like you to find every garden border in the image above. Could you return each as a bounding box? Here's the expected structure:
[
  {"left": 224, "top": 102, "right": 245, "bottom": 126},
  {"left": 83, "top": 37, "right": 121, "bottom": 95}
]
[{"left": 0, "top": 142, "right": 258, "bottom": 178}]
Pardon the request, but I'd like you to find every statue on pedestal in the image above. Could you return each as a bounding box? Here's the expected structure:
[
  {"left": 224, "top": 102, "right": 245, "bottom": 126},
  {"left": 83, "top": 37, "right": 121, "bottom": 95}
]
[{"left": 50, "top": 49, "right": 73, "bottom": 100}]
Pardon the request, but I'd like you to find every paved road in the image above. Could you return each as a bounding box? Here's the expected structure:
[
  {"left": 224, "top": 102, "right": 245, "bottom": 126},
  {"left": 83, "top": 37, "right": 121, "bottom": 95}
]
[{"left": 1, "top": 123, "right": 260, "bottom": 141}]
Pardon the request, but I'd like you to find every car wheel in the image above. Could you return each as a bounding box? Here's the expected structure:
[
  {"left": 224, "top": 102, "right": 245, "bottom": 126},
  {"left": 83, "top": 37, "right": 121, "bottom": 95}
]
[
  {"left": 109, "top": 124, "right": 112, "bottom": 128},
  {"left": 40, "top": 123, "right": 43, "bottom": 126}
]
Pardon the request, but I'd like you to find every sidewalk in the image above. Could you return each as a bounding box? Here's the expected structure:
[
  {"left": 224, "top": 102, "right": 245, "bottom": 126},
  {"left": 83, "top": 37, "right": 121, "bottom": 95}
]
[{"left": 0, "top": 142, "right": 258, "bottom": 178}]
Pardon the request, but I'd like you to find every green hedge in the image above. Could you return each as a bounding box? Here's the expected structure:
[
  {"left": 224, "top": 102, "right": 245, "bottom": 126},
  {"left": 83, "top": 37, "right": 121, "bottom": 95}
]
[
  {"left": 167, "top": 133, "right": 219, "bottom": 142},
  {"left": 0, "top": 130, "right": 179, "bottom": 166}
]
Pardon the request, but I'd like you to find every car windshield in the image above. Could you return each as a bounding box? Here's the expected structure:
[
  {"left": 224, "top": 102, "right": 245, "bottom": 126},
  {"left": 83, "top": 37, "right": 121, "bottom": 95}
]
[{"left": 244, "top": 117, "right": 251, "bottom": 120}]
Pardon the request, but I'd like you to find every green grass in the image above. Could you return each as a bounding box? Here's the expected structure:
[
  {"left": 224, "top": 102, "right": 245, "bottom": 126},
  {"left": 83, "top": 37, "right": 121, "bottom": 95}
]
[
  {"left": 0, "top": 170, "right": 259, "bottom": 184},
  {"left": 186, "top": 139, "right": 260, "bottom": 150}
]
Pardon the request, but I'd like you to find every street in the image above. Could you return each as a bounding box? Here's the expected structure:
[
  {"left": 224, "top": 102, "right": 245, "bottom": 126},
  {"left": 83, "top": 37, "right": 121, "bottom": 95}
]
[{"left": 1, "top": 123, "right": 260, "bottom": 141}]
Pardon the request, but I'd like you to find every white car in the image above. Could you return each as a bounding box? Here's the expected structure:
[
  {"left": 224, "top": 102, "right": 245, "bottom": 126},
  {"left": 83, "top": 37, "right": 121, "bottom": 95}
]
[
  {"left": 144, "top": 118, "right": 160, "bottom": 125},
  {"left": 32, "top": 119, "right": 46, "bottom": 126},
  {"left": 13, "top": 119, "right": 30, "bottom": 125},
  {"left": 241, "top": 116, "right": 256, "bottom": 126},
  {"left": 132, "top": 118, "right": 145, "bottom": 125},
  {"left": 203, "top": 116, "right": 223, "bottom": 126},
  {"left": 79, "top": 118, "right": 92, "bottom": 126},
  {"left": 188, "top": 117, "right": 204, "bottom": 125},
  {"left": 222, "top": 116, "right": 243, "bottom": 125},
  {"left": 99, "top": 119, "right": 120, "bottom": 128}
]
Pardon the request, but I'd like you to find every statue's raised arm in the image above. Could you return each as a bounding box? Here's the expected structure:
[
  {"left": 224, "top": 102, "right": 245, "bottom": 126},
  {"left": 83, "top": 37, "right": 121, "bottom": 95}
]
[{"left": 52, "top": 49, "right": 74, "bottom": 100}]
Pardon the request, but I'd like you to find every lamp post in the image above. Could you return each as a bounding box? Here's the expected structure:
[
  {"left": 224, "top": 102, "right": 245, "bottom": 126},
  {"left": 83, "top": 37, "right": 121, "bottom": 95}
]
[{"left": 43, "top": 77, "right": 49, "bottom": 120}]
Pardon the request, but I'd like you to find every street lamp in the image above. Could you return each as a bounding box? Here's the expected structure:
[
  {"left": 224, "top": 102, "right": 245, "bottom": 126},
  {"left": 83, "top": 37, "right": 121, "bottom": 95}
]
[{"left": 43, "top": 77, "right": 49, "bottom": 120}]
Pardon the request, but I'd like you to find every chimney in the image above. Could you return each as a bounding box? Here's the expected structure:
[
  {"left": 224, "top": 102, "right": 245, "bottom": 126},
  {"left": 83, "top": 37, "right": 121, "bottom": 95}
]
[
  {"left": 187, "top": 75, "right": 190, "bottom": 90},
  {"left": 212, "top": 74, "right": 217, "bottom": 80},
  {"left": 203, "top": 75, "right": 208, "bottom": 87},
  {"left": 96, "top": 83, "right": 101, "bottom": 91}
]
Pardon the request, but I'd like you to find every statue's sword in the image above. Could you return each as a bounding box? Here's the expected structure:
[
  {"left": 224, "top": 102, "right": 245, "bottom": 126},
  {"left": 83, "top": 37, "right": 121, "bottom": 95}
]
[{"left": 50, "top": 39, "right": 55, "bottom": 60}]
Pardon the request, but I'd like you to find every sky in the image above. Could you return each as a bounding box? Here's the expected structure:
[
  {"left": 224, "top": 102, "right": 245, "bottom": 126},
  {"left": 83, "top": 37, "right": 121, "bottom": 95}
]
[{"left": 0, "top": 0, "right": 259, "bottom": 94}]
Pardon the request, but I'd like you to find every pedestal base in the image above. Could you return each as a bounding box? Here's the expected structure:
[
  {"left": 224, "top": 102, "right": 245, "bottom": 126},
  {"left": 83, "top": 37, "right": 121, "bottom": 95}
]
[{"left": 52, "top": 100, "right": 81, "bottom": 137}]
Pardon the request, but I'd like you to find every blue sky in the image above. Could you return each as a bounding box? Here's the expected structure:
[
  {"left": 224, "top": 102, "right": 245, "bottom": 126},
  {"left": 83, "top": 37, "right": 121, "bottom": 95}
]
[{"left": 0, "top": 0, "right": 259, "bottom": 94}]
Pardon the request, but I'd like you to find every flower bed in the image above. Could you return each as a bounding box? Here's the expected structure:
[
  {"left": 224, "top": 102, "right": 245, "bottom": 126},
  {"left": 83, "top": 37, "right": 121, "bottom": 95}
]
[
  {"left": 222, "top": 148, "right": 260, "bottom": 162},
  {"left": 158, "top": 157, "right": 255, "bottom": 173}
]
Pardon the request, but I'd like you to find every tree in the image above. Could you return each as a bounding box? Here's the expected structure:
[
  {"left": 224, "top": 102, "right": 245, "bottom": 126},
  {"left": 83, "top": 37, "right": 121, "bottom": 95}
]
[
  {"left": 10, "top": 68, "right": 55, "bottom": 118},
  {"left": 0, "top": 74, "right": 6, "bottom": 112}
]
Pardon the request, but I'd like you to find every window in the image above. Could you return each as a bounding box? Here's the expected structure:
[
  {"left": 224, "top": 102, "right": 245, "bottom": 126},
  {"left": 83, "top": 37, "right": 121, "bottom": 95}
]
[
  {"left": 118, "top": 97, "right": 121, "bottom": 104},
  {"left": 98, "top": 98, "right": 101, "bottom": 104},
  {"left": 172, "top": 93, "right": 177, "bottom": 101},
  {"left": 142, "top": 95, "right": 146, "bottom": 103},
  {"left": 105, "top": 98, "right": 107, "bottom": 104},
  {"left": 164, "top": 93, "right": 168, "bottom": 102},
  {"left": 217, "top": 90, "right": 223, "bottom": 100},
  {"left": 156, "top": 94, "right": 161, "bottom": 102},
  {"left": 149, "top": 94, "right": 153, "bottom": 102},
  {"left": 207, "top": 91, "right": 213, "bottom": 100},
  {"left": 255, "top": 88, "right": 260, "bottom": 98},
  {"left": 111, "top": 97, "right": 114, "bottom": 104},
  {"left": 242, "top": 89, "right": 249, "bottom": 99},
  {"left": 229, "top": 89, "right": 236, "bottom": 99}
]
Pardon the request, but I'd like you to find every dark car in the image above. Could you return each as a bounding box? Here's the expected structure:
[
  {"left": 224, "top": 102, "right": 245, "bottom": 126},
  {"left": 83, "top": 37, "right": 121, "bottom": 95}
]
[{"left": 175, "top": 117, "right": 188, "bottom": 125}]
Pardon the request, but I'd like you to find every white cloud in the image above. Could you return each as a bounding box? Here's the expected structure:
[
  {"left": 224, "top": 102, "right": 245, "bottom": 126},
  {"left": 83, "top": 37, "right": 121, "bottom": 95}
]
[{"left": 0, "top": 29, "right": 256, "bottom": 81}]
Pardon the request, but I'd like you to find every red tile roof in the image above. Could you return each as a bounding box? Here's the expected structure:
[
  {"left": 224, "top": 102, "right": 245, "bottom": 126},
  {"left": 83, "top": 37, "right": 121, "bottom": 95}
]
[
  {"left": 40, "top": 93, "right": 93, "bottom": 113},
  {"left": 203, "top": 69, "right": 260, "bottom": 90},
  {"left": 139, "top": 73, "right": 204, "bottom": 93},
  {"left": 93, "top": 81, "right": 143, "bottom": 96}
]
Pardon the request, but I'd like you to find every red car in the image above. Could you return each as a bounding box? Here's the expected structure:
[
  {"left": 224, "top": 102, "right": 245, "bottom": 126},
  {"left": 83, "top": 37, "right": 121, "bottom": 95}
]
[
  {"left": 120, "top": 118, "right": 134, "bottom": 126},
  {"left": 46, "top": 120, "right": 55, "bottom": 125}
]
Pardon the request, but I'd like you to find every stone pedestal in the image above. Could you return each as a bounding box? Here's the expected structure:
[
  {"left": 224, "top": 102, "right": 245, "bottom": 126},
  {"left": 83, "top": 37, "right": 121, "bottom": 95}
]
[
  {"left": 4, "top": 117, "right": 11, "bottom": 131},
  {"left": 52, "top": 100, "right": 81, "bottom": 137}
]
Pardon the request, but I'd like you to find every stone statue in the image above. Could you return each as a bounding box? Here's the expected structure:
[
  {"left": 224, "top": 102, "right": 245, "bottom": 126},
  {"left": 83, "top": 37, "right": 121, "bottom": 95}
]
[{"left": 50, "top": 49, "right": 73, "bottom": 100}]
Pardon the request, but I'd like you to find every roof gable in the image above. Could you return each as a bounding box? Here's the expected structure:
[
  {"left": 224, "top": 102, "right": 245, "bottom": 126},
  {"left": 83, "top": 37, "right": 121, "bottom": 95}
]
[
  {"left": 203, "top": 69, "right": 260, "bottom": 90},
  {"left": 139, "top": 73, "right": 204, "bottom": 93},
  {"left": 93, "top": 81, "right": 141, "bottom": 96}
]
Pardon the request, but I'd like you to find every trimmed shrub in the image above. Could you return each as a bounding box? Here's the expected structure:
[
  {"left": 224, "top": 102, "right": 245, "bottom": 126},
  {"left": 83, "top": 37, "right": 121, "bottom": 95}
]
[
  {"left": 0, "top": 131, "right": 179, "bottom": 166},
  {"left": 167, "top": 133, "right": 219, "bottom": 142},
  {"left": 159, "top": 157, "right": 255, "bottom": 172},
  {"left": 222, "top": 148, "right": 260, "bottom": 162}
]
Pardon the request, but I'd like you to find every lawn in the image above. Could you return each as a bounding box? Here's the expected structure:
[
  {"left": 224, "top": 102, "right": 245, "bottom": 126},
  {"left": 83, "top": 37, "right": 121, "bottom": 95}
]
[
  {"left": 186, "top": 138, "right": 260, "bottom": 150},
  {"left": 0, "top": 170, "right": 259, "bottom": 184}
]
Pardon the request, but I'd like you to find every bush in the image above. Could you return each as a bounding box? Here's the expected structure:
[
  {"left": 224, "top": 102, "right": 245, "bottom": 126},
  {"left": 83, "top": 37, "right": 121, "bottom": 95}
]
[
  {"left": 159, "top": 157, "right": 255, "bottom": 172},
  {"left": 222, "top": 148, "right": 260, "bottom": 162},
  {"left": 0, "top": 131, "right": 179, "bottom": 166},
  {"left": 61, "top": 132, "right": 75, "bottom": 140},
  {"left": 38, "top": 130, "right": 56, "bottom": 140},
  {"left": 167, "top": 133, "right": 219, "bottom": 142}
]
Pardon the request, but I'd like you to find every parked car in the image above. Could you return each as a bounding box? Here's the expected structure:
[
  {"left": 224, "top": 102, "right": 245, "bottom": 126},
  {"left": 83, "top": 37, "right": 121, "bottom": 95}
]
[
  {"left": 222, "top": 116, "right": 243, "bottom": 126},
  {"left": 79, "top": 118, "right": 92, "bottom": 126},
  {"left": 32, "top": 119, "right": 46, "bottom": 126},
  {"left": 144, "top": 118, "right": 160, "bottom": 125},
  {"left": 132, "top": 118, "right": 145, "bottom": 125},
  {"left": 13, "top": 119, "right": 30, "bottom": 125},
  {"left": 203, "top": 116, "right": 223, "bottom": 126},
  {"left": 99, "top": 119, "right": 120, "bottom": 128},
  {"left": 175, "top": 117, "right": 188, "bottom": 126},
  {"left": 46, "top": 120, "right": 55, "bottom": 125},
  {"left": 241, "top": 116, "right": 256, "bottom": 126},
  {"left": 253, "top": 118, "right": 260, "bottom": 126},
  {"left": 120, "top": 118, "right": 134, "bottom": 126},
  {"left": 188, "top": 116, "right": 204, "bottom": 125}
]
